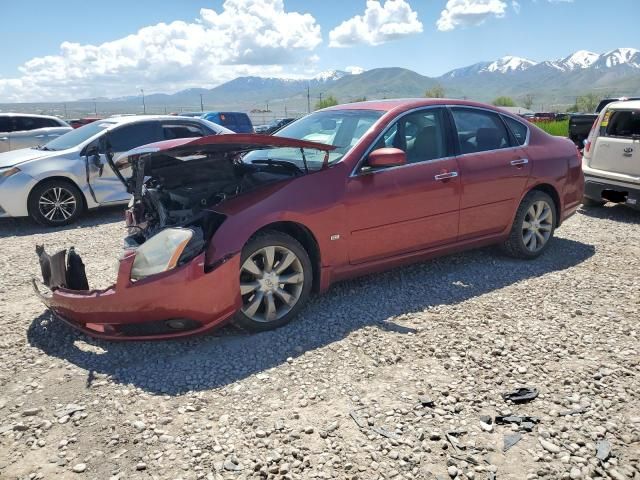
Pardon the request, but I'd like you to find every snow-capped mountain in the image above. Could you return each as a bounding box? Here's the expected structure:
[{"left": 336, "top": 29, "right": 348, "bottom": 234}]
[
  {"left": 442, "top": 48, "right": 640, "bottom": 79},
  {"left": 313, "top": 70, "right": 349, "bottom": 82},
  {"left": 484, "top": 56, "right": 537, "bottom": 73}
]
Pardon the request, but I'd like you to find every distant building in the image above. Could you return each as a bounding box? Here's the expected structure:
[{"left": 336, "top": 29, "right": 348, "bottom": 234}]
[{"left": 499, "top": 106, "right": 534, "bottom": 115}]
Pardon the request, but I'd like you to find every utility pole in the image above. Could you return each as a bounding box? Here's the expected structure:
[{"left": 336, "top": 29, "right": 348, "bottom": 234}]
[
  {"left": 200, "top": 93, "right": 204, "bottom": 112},
  {"left": 140, "top": 88, "right": 146, "bottom": 114},
  {"left": 93, "top": 99, "right": 97, "bottom": 115},
  {"left": 63, "top": 103, "right": 67, "bottom": 119},
  {"left": 284, "top": 104, "right": 287, "bottom": 117},
  {"left": 266, "top": 100, "right": 269, "bottom": 112},
  {"left": 319, "top": 93, "right": 323, "bottom": 104},
  {"left": 307, "top": 84, "right": 311, "bottom": 113}
]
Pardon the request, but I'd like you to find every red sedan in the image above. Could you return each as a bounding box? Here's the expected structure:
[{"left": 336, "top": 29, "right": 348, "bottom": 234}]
[{"left": 34, "top": 99, "right": 584, "bottom": 340}]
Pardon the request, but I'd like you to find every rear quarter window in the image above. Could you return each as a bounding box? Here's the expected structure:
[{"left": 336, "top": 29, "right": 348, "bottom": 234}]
[
  {"left": 605, "top": 110, "right": 640, "bottom": 138},
  {"left": 502, "top": 116, "right": 528, "bottom": 145}
]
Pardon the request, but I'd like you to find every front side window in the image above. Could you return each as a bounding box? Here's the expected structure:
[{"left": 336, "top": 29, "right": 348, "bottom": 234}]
[
  {"left": 373, "top": 108, "right": 449, "bottom": 164},
  {"left": 0, "top": 117, "right": 11, "bottom": 133},
  {"left": 107, "top": 122, "right": 161, "bottom": 153},
  {"left": 451, "top": 108, "right": 511, "bottom": 154},
  {"left": 605, "top": 110, "right": 640, "bottom": 138},
  {"left": 503, "top": 116, "right": 528, "bottom": 146}
]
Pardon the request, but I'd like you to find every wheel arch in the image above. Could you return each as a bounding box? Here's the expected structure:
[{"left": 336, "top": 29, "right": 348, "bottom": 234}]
[
  {"left": 249, "top": 221, "right": 322, "bottom": 293},
  {"left": 528, "top": 183, "right": 561, "bottom": 227},
  {"left": 27, "top": 176, "right": 88, "bottom": 216}
]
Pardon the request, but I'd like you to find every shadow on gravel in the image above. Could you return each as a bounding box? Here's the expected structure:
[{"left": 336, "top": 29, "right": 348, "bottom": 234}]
[
  {"left": 27, "top": 237, "right": 595, "bottom": 395},
  {"left": 0, "top": 206, "right": 125, "bottom": 238},
  {"left": 579, "top": 204, "right": 640, "bottom": 224}
]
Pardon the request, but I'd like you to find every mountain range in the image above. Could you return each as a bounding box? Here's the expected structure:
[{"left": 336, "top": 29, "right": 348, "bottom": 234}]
[{"left": 3, "top": 48, "right": 639, "bottom": 115}]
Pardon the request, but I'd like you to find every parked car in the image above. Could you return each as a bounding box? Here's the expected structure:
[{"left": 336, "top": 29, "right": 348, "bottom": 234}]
[
  {"left": 0, "top": 116, "right": 230, "bottom": 226},
  {"left": 582, "top": 100, "right": 640, "bottom": 209},
  {"left": 33, "top": 99, "right": 583, "bottom": 340},
  {"left": 68, "top": 117, "right": 101, "bottom": 129},
  {"left": 177, "top": 111, "right": 254, "bottom": 133},
  {"left": 569, "top": 97, "right": 640, "bottom": 149},
  {"left": 255, "top": 118, "right": 296, "bottom": 135},
  {"left": 0, "top": 114, "right": 71, "bottom": 153}
]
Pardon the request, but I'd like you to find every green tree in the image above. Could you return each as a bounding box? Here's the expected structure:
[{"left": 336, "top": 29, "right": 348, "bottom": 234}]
[
  {"left": 315, "top": 95, "right": 339, "bottom": 110},
  {"left": 351, "top": 96, "right": 367, "bottom": 102},
  {"left": 522, "top": 94, "right": 534, "bottom": 110},
  {"left": 492, "top": 96, "right": 516, "bottom": 107},
  {"left": 425, "top": 84, "right": 446, "bottom": 98},
  {"left": 575, "top": 93, "right": 600, "bottom": 112}
]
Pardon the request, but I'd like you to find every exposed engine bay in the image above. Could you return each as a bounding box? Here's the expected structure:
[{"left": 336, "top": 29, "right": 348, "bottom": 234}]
[{"left": 123, "top": 150, "right": 302, "bottom": 258}]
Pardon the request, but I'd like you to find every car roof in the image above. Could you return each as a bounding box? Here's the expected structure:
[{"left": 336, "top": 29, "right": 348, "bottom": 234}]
[
  {"left": 322, "top": 98, "right": 510, "bottom": 114},
  {"left": 0, "top": 113, "right": 65, "bottom": 120},
  {"left": 97, "top": 115, "right": 209, "bottom": 125},
  {"left": 606, "top": 100, "right": 640, "bottom": 110}
]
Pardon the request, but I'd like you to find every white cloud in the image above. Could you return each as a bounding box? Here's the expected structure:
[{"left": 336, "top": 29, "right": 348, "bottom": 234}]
[
  {"left": 512, "top": 1, "right": 521, "bottom": 14},
  {"left": 437, "top": 0, "right": 508, "bottom": 31},
  {"left": 0, "top": 0, "right": 322, "bottom": 102},
  {"left": 329, "top": 0, "right": 423, "bottom": 48}
]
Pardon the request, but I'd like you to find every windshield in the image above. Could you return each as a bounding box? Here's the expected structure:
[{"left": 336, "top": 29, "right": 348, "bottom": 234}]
[
  {"left": 243, "top": 109, "right": 383, "bottom": 170},
  {"left": 44, "top": 121, "right": 114, "bottom": 151}
]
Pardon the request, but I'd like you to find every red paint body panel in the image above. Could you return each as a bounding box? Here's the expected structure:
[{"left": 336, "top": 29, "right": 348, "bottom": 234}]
[{"left": 37, "top": 99, "right": 584, "bottom": 340}]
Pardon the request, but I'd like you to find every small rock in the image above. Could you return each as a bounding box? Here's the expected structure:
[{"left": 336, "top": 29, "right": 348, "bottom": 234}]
[
  {"left": 22, "top": 407, "right": 42, "bottom": 416},
  {"left": 136, "top": 462, "right": 146, "bottom": 471},
  {"left": 72, "top": 463, "right": 87, "bottom": 473},
  {"left": 448, "top": 465, "right": 458, "bottom": 478},
  {"left": 539, "top": 438, "right": 561, "bottom": 454}
]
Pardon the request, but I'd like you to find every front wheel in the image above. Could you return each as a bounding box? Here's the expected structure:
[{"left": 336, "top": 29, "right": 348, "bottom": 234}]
[
  {"left": 501, "top": 191, "right": 556, "bottom": 259},
  {"left": 28, "top": 180, "right": 84, "bottom": 227},
  {"left": 233, "top": 232, "right": 313, "bottom": 332}
]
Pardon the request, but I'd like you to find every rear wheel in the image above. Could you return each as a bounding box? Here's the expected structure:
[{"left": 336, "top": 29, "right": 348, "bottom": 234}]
[
  {"left": 28, "top": 179, "right": 84, "bottom": 226},
  {"left": 233, "top": 232, "right": 312, "bottom": 332},
  {"left": 501, "top": 191, "right": 556, "bottom": 259}
]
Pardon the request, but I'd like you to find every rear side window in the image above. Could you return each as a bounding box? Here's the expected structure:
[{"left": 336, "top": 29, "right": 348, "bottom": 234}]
[
  {"left": 451, "top": 108, "right": 511, "bottom": 154},
  {"left": 502, "top": 116, "right": 528, "bottom": 145},
  {"left": 0, "top": 117, "right": 11, "bottom": 133},
  {"left": 605, "top": 110, "right": 640, "bottom": 138},
  {"left": 162, "top": 122, "right": 206, "bottom": 140},
  {"left": 107, "top": 122, "right": 161, "bottom": 152},
  {"left": 14, "top": 116, "right": 51, "bottom": 131},
  {"left": 219, "top": 113, "right": 238, "bottom": 131}
]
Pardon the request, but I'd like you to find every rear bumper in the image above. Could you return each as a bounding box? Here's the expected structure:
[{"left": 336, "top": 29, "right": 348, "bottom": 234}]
[
  {"left": 584, "top": 174, "right": 640, "bottom": 209},
  {"left": 33, "top": 251, "right": 242, "bottom": 340}
]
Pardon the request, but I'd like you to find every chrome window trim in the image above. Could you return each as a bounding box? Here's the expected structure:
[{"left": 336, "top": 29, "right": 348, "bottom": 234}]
[{"left": 350, "top": 105, "right": 450, "bottom": 177}]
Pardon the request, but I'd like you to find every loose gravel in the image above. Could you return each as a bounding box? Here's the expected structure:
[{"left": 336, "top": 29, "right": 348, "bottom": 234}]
[{"left": 0, "top": 205, "right": 639, "bottom": 480}]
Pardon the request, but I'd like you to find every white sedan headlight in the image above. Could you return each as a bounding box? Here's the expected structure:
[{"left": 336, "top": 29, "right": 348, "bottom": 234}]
[{"left": 130, "top": 228, "right": 194, "bottom": 280}]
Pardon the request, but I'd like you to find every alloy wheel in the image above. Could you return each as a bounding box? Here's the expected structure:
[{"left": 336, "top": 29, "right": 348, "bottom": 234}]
[
  {"left": 522, "top": 200, "right": 553, "bottom": 252},
  {"left": 239, "top": 246, "right": 305, "bottom": 323},
  {"left": 38, "top": 186, "right": 77, "bottom": 223}
]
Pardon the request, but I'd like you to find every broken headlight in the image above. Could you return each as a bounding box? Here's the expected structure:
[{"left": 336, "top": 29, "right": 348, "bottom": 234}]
[{"left": 130, "top": 228, "right": 194, "bottom": 280}]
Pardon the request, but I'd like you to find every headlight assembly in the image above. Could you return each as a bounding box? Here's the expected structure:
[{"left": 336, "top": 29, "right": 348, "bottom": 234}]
[{"left": 130, "top": 228, "right": 195, "bottom": 280}]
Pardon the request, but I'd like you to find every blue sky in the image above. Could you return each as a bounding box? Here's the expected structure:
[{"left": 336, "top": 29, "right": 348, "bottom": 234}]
[{"left": 1, "top": 0, "right": 638, "bottom": 101}]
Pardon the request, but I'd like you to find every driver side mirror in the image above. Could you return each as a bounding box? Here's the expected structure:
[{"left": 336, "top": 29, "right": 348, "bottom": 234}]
[{"left": 367, "top": 148, "right": 407, "bottom": 169}]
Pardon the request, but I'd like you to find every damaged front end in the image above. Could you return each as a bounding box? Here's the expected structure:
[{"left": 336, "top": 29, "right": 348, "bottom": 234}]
[{"left": 32, "top": 134, "right": 334, "bottom": 340}]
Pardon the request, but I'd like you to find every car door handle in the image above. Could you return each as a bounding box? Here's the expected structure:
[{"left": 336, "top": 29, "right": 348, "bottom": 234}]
[
  {"left": 434, "top": 171, "right": 458, "bottom": 181},
  {"left": 34, "top": 134, "right": 46, "bottom": 138},
  {"left": 510, "top": 158, "right": 529, "bottom": 166}
]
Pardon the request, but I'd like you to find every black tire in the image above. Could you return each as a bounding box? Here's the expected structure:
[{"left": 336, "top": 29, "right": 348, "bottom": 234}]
[
  {"left": 582, "top": 196, "right": 606, "bottom": 207},
  {"left": 233, "top": 231, "right": 313, "bottom": 332},
  {"left": 501, "top": 190, "right": 556, "bottom": 259},
  {"left": 28, "top": 179, "right": 84, "bottom": 227}
]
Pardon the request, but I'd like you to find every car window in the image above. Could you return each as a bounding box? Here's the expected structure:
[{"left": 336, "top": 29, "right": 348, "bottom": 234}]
[
  {"left": 108, "top": 122, "right": 161, "bottom": 152},
  {"left": 0, "top": 117, "right": 11, "bottom": 133},
  {"left": 13, "top": 117, "right": 47, "bottom": 132},
  {"left": 375, "top": 108, "right": 449, "bottom": 164},
  {"left": 605, "top": 110, "right": 640, "bottom": 138},
  {"left": 219, "top": 113, "right": 239, "bottom": 131},
  {"left": 451, "top": 108, "right": 511, "bottom": 154},
  {"left": 503, "top": 116, "right": 528, "bottom": 146},
  {"left": 162, "top": 122, "right": 206, "bottom": 140}
]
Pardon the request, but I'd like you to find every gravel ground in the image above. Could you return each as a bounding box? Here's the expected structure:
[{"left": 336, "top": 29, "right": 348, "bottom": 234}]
[{"left": 0, "top": 205, "right": 639, "bottom": 480}]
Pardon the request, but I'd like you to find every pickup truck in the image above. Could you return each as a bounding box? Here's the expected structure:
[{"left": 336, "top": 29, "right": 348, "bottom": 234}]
[{"left": 569, "top": 97, "right": 640, "bottom": 148}]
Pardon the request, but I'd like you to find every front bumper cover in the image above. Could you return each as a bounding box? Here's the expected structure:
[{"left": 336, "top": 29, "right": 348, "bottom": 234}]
[{"left": 33, "top": 250, "right": 242, "bottom": 340}]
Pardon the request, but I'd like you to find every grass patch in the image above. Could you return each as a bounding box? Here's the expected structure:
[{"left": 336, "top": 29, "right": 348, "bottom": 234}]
[{"left": 533, "top": 120, "right": 569, "bottom": 137}]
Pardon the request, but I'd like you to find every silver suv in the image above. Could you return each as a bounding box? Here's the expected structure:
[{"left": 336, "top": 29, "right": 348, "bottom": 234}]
[
  {"left": 0, "top": 114, "right": 72, "bottom": 153},
  {"left": 0, "top": 115, "right": 230, "bottom": 226}
]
